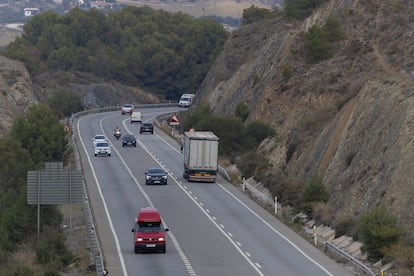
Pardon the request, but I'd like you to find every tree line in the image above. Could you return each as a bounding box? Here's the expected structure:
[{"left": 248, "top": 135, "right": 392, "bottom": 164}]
[
  {"left": 0, "top": 105, "right": 73, "bottom": 275},
  {"left": 2, "top": 6, "right": 228, "bottom": 100}
]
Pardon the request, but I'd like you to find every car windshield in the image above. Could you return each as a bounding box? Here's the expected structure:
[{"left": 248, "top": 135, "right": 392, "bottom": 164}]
[
  {"left": 137, "top": 223, "right": 163, "bottom": 232},
  {"left": 95, "top": 135, "right": 105, "bottom": 140},
  {"left": 143, "top": 123, "right": 152, "bottom": 127},
  {"left": 124, "top": 135, "right": 134, "bottom": 139},
  {"left": 148, "top": 168, "right": 164, "bottom": 174},
  {"left": 96, "top": 142, "right": 108, "bottom": 147},
  {"left": 123, "top": 104, "right": 132, "bottom": 108}
]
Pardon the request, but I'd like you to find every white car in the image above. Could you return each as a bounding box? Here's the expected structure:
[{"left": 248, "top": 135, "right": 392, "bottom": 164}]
[
  {"left": 94, "top": 141, "right": 111, "bottom": 156},
  {"left": 92, "top": 134, "right": 107, "bottom": 147}
]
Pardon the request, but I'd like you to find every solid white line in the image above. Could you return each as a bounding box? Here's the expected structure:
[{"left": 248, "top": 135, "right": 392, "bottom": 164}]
[
  {"left": 216, "top": 182, "right": 334, "bottom": 276},
  {"left": 77, "top": 116, "right": 129, "bottom": 276}
]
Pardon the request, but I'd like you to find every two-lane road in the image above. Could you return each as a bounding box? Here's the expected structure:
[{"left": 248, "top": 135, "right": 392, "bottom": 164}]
[{"left": 75, "top": 107, "right": 353, "bottom": 276}]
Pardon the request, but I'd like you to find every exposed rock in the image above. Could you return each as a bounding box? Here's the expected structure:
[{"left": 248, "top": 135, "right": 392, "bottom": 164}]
[
  {"left": 0, "top": 56, "right": 37, "bottom": 137},
  {"left": 196, "top": 0, "right": 414, "bottom": 235},
  {"left": 0, "top": 59, "right": 161, "bottom": 137}
]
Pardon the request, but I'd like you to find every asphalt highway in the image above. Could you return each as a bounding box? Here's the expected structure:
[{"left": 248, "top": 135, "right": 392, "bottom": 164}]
[{"left": 75, "top": 106, "right": 354, "bottom": 276}]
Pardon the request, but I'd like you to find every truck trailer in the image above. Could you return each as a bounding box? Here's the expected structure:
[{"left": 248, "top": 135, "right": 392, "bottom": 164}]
[{"left": 183, "top": 131, "right": 219, "bottom": 182}]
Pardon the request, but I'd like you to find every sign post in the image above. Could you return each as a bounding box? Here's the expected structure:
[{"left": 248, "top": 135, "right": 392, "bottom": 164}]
[
  {"left": 27, "top": 162, "right": 83, "bottom": 234},
  {"left": 168, "top": 113, "right": 180, "bottom": 137}
]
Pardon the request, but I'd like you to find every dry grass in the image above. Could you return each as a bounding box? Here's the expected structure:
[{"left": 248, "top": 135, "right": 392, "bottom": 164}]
[{"left": 60, "top": 204, "right": 91, "bottom": 276}]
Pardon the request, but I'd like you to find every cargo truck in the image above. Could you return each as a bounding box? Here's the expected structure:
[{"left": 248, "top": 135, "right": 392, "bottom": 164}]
[{"left": 183, "top": 131, "right": 219, "bottom": 182}]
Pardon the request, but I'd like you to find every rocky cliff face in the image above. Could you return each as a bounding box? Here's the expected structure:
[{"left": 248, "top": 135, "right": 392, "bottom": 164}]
[
  {"left": 196, "top": 0, "right": 414, "bottom": 233},
  {"left": 0, "top": 56, "right": 37, "bottom": 136},
  {"left": 0, "top": 57, "right": 160, "bottom": 138}
]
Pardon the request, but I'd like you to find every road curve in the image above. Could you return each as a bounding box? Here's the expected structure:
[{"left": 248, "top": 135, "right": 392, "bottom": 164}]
[{"left": 75, "top": 106, "right": 354, "bottom": 276}]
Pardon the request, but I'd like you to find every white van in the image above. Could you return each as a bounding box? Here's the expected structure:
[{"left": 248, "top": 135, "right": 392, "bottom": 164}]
[
  {"left": 178, "top": 94, "right": 195, "bottom": 107},
  {"left": 131, "top": 111, "right": 142, "bottom": 123}
]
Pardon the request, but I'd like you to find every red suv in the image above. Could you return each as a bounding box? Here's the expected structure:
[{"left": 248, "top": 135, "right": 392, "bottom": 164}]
[{"left": 131, "top": 207, "right": 169, "bottom": 253}]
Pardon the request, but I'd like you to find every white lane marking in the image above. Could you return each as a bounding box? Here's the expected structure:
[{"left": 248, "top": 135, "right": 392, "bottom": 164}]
[
  {"left": 147, "top": 117, "right": 336, "bottom": 276},
  {"left": 77, "top": 116, "right": 129, "bottom": 276},
  {"left": 112, "top": 119, "right": 196, "bottom": 276},
  {"left": 79, "top": 113, "right": 196, "bottom": 276},
  {"left": 132, "top": 123, "right": 264, "bottom": 275},
  {"left": 216, "top": 181, "right": 334, "bottom": 276}
]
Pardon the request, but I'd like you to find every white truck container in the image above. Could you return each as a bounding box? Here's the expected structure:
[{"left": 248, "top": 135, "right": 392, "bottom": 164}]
[
  {"left": 178, "top": 94, "right": 195, "bottom": 107},
  {"left": 183, "top": 131, "right": 219, "bottom": 182}
]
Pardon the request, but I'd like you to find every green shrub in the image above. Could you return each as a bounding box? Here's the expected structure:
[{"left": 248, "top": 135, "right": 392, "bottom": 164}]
[
  {"left": 252, "top": 74, "right": 260, "bottom": 85},
  {"left": 235, "top": 102, "right": 249, "bottom": 122},
  {"left": 332, "top": 212, "right": 357, "bottom": 238},
  {"left": 181, "top": 106, "right": 274, "bottom": 158},
  {"left": 304, "top": 17, "right": 343, "bottom": 64},
  {"left": 323, "top": 16, "right": 344, "bottom": 42},
  {"left": 301, "top": 175, "right": 329, "bottom": 216},
  {"left": 284, "top": 0, "right": 329, "bottom": 20},
  {"left": 357, "top": 204, "right": 403, "bottom": 261},
  {"left": 281, "top": 65, "right": 294, "bottom": 80},
  {"left": 236, "top": 151, "right": 269, "bottom": 178},
  {"left": 261, "top": 176, "right": 303, "bottom": 207},
  {"left": 305, "top": 25, "right": 332, "bottom": 64},
  {"left": 49, "top": 88, "right": 84, "bottom": 118},
  {"left": 35, "top": 228, "right": 74, "bottom": 267},
  {"left": 242, "top": 5, "right": 274, "bottom": 25}
]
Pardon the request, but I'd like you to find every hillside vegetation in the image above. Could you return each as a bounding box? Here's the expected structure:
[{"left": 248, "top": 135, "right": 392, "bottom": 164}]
[
  {"left": 3, "top": 6, "right": 227, "bottom": 100},
  {"left": 0, "top": 105, "right": 74, "bottom": 275},
  {"left": 195, "top": 0, "right": 414, "bottom": 272}
]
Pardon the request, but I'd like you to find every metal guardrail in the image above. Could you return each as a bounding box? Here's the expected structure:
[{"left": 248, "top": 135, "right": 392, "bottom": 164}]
[
  {"left": 325, "top": 241, "right": 376, "bottom": 276},
  {"left": 71, "top": 124, "right": 105, "bottom": 276},
  {"left": 70, "top": 102, "right": 178, "bottom": 275},
  {"left": 71, "top": 103, "right": 179, "bottom": 119}
]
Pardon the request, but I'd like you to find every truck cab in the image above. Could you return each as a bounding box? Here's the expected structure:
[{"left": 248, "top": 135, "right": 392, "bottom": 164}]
[{"left": 131, "top": 207, "right": 169, "bottom": 253}]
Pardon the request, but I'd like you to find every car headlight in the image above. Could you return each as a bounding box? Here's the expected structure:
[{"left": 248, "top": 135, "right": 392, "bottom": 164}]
[
  {"left": 136, "top": 238, "right": 143, "bottom": 242},
  {"left": 158, "top": 238, "right": 164, "bottom": 241},
  {"left": 162, "top": 175, "right": 167, "bottom": 179},
  {"left": 146, "top": 176, "right": 151, "bottom": 180}
]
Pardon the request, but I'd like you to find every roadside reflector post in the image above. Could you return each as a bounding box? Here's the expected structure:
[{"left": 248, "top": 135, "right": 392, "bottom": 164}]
[
  {"left": 274, "top": 197, "right": 278, "bottom": 215},
  {"left": 242, "top": 177, "right": 246, "bottom": 191},
  {"left": 313, "top": 226, "right": 318, "bottom": 245}
]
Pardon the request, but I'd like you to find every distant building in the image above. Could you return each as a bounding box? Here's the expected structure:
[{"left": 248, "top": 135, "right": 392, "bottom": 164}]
[
  {"left": 24, "top": 7, "right": 40, "bottom": 16},
  {"left": 90, "top": 1, "right": 113, "bottom": 9}
]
